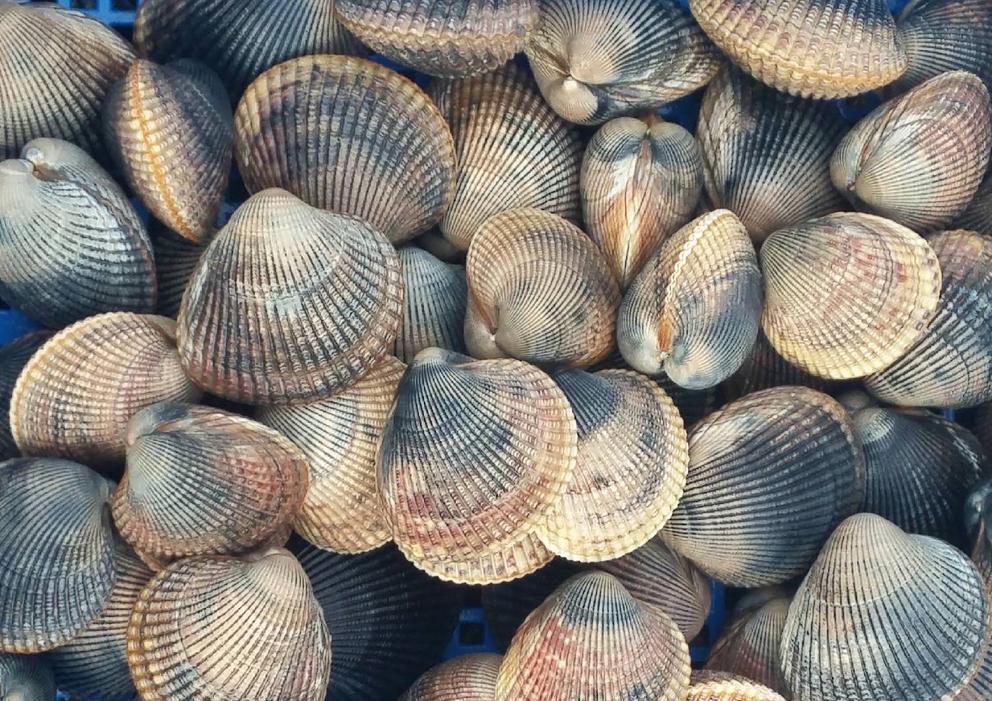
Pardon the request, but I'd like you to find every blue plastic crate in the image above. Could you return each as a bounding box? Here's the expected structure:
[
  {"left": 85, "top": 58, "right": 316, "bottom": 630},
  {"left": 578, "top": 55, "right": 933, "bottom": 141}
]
[{"left": 54, "top": 0, "right": 137, "bottom": 27}]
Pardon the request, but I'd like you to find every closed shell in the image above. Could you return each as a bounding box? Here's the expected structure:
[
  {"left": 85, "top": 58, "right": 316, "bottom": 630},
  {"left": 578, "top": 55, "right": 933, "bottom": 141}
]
[
  {"left": 401, "top": 653, "right": 503, "bottom": 701},
  {"left": 395, "top": 247, "right": 467, "bottom": 362},
  {"left": 705, "top": 597, "right": 791, "bottom": 696},
  {"left": 0, "top": 333, "right": 49, "bottom": 461},
  {"left": 895, "top": 0, "right": 992, "bottom": 93},
  {"left": 0, "top": 654, "right": 55, "bottom": 701},
  {"left": 688, "top": 672, "right": 786, "bottom": 701},
  {"left": 152, "top": 227, "right": 209, "bottom": 318}
]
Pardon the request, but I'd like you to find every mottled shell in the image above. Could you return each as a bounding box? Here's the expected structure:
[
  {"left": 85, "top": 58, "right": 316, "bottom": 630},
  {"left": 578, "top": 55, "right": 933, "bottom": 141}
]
[
  {"left": 581, "top": 116, "right": 704, "bottom": 287},
  {"left": 526, "top": 0, "right": 720, "bottom": 124},
  {"left": 496, "top": 571, "right": 691, "bottom": 701},
  {"left": 401, "top": 654, "right": 503, "bottom": 701},
  {"left": 760, "top": 213, "right": 942, "bottom": 380},
  {"left": 152, "top": 227, "right": 209, "bottom": 318},
  {"left": 430, "top": 64, "right": 584, "bottom": 251},
  {"left": 0, "top": 139, "right": 156, "bottom": 328},
  {"left": 662, "top": 386, "right": 866, "bottom": 587},
  {"left": 0, "top": 333, "right": 49, "bottom": 461},
  {"left": 895, "top": 0, "right": 992, "bottom": 93},
  {"left": 688, "top": 672, "right": 787, "bottom": 701},
  {"left": 177, "top": 189, "right": 403, "bottom": 405},
  {"left": 0, "top": 458, "right": 114, "bottom": 653},
  {"left": 705, "top": 597, "right": 791, "bottom": 696},
  {"left": 722, "top": 328, "right": 838, "bottom": 402},
  {"left": 9, "top": 313, "right": 201, "bottom": 469},
  {"left": 697, "top": 68, "right": 848, "bottom": 242},
  {"left": 234, "top": 55, "right": 455, "bottom": 245},
  {"left": 866, "top": 230, "right": 992, "bottom": 407},
  {"left": 0, "top": 653, "right": 55, "bottom": 701},
  {"left": 689, "top": 0, "right": 907, "bottom": 98},
  {"left": 956, "top": 170, "right": 992, "bottom": 233},
  {"left": 618, "top": 209, "right": 763, "bottom": 390},
  {"left": 395, "top": 247, "right": 467, "bottom": 362},
  {"left": 780, "top": 513, "right": 989, "bottom": 701},
  {"left": 465, "top": 208, "right": 621, "bottom": 367}
]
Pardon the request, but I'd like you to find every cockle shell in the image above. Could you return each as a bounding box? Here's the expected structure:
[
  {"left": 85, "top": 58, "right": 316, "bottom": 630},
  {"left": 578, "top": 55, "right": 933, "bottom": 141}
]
[
  {"left": 722, "top": 328, "right": 837, "bottom": 402},
  {"left": 0, "top": 653, "right": 55, "bottom": 701},
  {"left": 760, "top": 213, "right": 942, "bottom": 380},
  {"left": 895, "top": 0, "right": 992, "bottom": 93},
  {"left": 956, "top": 170, "right": 992, "bottom": 233},
  {"left": 526, "top": 0, "right": 720, "bottom": 124},
  {"left": 0, "top": 138, "right": 156, "bottom": 329},
  {"left": 465, "top": 208, "right": 621, "bottom": 367},
  {"left": 705, "top": 597, "right": 791, "bottom": 696},
  {"left": 581, "top": 115, "right": 704, "bottom": 287},
  {"left": 395, "top": 247, "right": 467, "bottom": 362},
  {"left": 687, "top": 672, "right": 787, "bottom": 701},
  {"left": 0, "top": 333, "right": 49, "bottom": 461},
  {"left": 618, "top": 209, "right": 763, "bottom": 390},
  {"left": 963, "top": 484, "right": 992, "bottom": 701},
  {"left": 152, "top": 227, "right": 209, "bottom": 318},
  {"left": 177, "top": 189, "right": 403, "bottom": 404},
  {"left": 401, "top": 654, "right": 503, "bottom": 701},
  {"left": 234, "top": 55, "right": 455, "bottom": 245}
]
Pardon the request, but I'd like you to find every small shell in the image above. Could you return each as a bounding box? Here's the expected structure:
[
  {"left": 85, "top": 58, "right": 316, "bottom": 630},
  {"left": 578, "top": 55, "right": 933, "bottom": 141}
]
[
  {"left": 401, "top": 654, "right": 503, "bottom": 701},
  {"left": 687, "top": 672, "right": 787, "bottom": 701},
  {"left": 465, "top": 208, "right": 621, "bottom": 367},
  {"left": 0, "top": 458, "right": 115, "bottom": 653},
  {"left": 581, "top": 115, "right": 704, "bottom": 287},
  {"left": 395, "top": 247, "right": 467, "bottom": 362},
  {"left": 0, "top": 139, "right": 156, "bottom": 329},
  {"left": 0, "top": 654, "right": 55, "bottom": 701},
  {"left": 661, "top": 386, "right": 866, "bottom": 587},
  {"left": 760, "top": 212, "right": 942, "bottom": 380},
  {"left": 956, "top": 169, "right": 992, "bottom": 232},
  {"left": 235, "top": 55, "right": 455, "bottom": 245},
  {"left": 705, "top": 597, "right": 791, "bottom": 696},
  {"left": 496, "top": 571, "right": 691, "bottom": 701},
  {"left": 0, "top": 333, "right": 49, "bottom": 461},
  {"left": 152, "top": 227, "right": 209, "bottom": 318},
  {"left": 780, "top": 513, "right": 989, "bottom": 701},
  {"left": 10, "top": 313, "right": 202, "bottom": 469},
  {"left": 721, "top": 328, "right": 838, "bottom": 402},
  {"left": 526, "top": 0, "right": 720, "bottom": 124},
  {"left": 430, "top": 64, "right": 584, "bottom": 251},
  {"left": 177, "top": 189, "right": 403, "bottom": 404},
  {"left": 618, "top": 209, "right": 763, "bottom": 390}
]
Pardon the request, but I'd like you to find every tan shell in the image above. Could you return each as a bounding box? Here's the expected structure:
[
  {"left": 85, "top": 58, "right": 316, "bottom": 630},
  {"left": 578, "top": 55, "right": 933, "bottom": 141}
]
[
  {"left": 956, "top": 169, "right": 992, "bottom": 233},
  {"left": 395, "top": 247, "right": 467, "bottom": 362},
  {"left": 687, "top": 672, "right": 787, "bottom": 701},
  {"left": 235, "top": 55, "right": 455, "bottom": 245},
  {"left": 152, "top": 227, "right": 209, "bottom": 318},
  {"left": 722, "top": 328, "right": 838, "bottom": 402},
  {"left": 465, "top": 208, "right": 621, "bottom": 367},
  {"left": 401, "top": 653, "right": 503, "bottom": 701},
  {"left": 760, "top": 212, "right": 942, "bottom": 380},
  {"left": 705, "top": 597, "right": 791, "bottom": 696},
  {"left": 0, "top": 332, "right": 49, "bottom": 461},
  {"left": 0, "top": 653, "right": 55, "bottom": 701}
]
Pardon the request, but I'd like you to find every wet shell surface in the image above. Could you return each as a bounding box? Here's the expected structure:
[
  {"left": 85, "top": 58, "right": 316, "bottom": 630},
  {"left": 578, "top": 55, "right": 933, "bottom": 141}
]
[
  {"left": 0, "top": 458, "right": 115, "bottom": 653},
  {"left": 780, "top": 513, "right": 989, "bottom": 701},
  {"left": 0, "top": 333, "right": 49, "bottom": 461},
  {"left": 581, "top": 115, "right": 704, "bottom": 287},
  {"left": 0, "top": 138, "right": 156, "bottom": 329},
  {"left": 687, "top": 672, "right": 787, "bottom": 701},
  {"left": 760, "top": 212, "right": 942, "bottom": 380},
  {"left": 9, "top": 313, "right": 201, "bottom": 469},
  {"left": 177, "top": 188, "right": 403, "bottom": 405},
  {"left": 152, "top": 227, "right": 209, "bottom": 318},
  {"left": 496, "top": 571, "right": 691, "bottom": 701},
  {"left": 705, "top": 597, "right": 790, "bottom": 696},
  {"left": 662, "top": 386, "right": 866, "bottom": 587},
  {"left": 401, "top": 653, "right": 503, "bottom": 701},
  {"left": 722, "top": 328, "right": 837, "bottom": 402},
  {"left": 395, "top": 247, "right": 467, "bottom": 362},
  {"left": 430, "top": 64, "right": 584, "bottom": 251},
  {"left": 0, "top": 653, "right": 55, "bottom": 701},
  {"left": 895, "top": 0, "right": 992, "bottom": 93},
  {"left": 235, "top": 55, "right": 455, "bottom": 245},
  {"left": 617, "top": 209, "right": 763, "bottom": 390},
  {"left": 465, "top": 208, "right": 621, "bottom": 367},
  {"left": 831, "top": 71, "right": 992, "bottom": 231},
  {"left": 526, "top": 0, "right": 720, "bottom": 124}
]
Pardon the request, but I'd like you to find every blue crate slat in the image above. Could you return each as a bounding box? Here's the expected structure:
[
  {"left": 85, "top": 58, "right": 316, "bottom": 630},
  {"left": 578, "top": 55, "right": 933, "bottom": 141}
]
[{"left": 0, "top": 309, "right": 41, "bottom": 345}]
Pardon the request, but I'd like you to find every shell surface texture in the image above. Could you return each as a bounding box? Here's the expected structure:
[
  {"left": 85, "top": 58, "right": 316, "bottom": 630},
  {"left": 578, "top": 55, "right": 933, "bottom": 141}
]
[
  {"left": 401, "top": 653, "right": 503, "bottom": 701},
  {"left": 152, "top": 226, "right": 210, "bottom": 319},
  {"left": 722, "top": 327, "right": 839, "bottom": 402},
  {"left": 0, "top": 332, "right": 49, "bottom": 461},
  {"left": 687, "top": 672, "right": 787, "bottom": 701},
  {"left": 895, "top": 0, "right": 992, "bottom": 93},
  {"left": 705, "top": 596, "right": 791, "bottom": 696},
  {"left": 394, "top": 246, "right": 467, "bottom": 362},
  {"left": 0, "top": 653, "right": 55, "bottom": 701},
  {"left": 956, "top": 168, "right": 992, "bottom": 233}
]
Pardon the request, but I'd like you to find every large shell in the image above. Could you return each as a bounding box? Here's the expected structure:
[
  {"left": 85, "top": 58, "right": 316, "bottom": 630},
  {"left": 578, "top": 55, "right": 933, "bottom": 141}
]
[
  {"left": 760, "top": 213, "right": 942, "bottom": 380},
  {"left": 705, "top": 597, "right": 790, "bottom": 696},
  {"left": 104, "top": 59, "right": 233, "bottom": 243},
  {"left": 127, "top": 548, "right": 331, "bottom": 701},
  {"left": 722, "top": 328, "right": 838, "bottom": 402},
  {"left": 465, "top": 208, "right": 620, "bottom": 367},
  {"left": 0, "top": 333, "right": 49, "bottom": 461},
  {"left": 401, "top": 654, "right": 503, "bottom": 701},
  {"left": 687, "top": 672, "right": 787, "bottom": 701},
  {"left": 526, "top": 0, "right": 720, "bottom": 124},
  {"left": 697, "top": 68, "right": 848, "bottom": 242},
  {"left": 689, "top": 0, "right": 906, "bottom": 98},
  {"left": 9, "top": 313, "right": 201, "bottom": 469},
  {"left": 956, "top": 169, "right": 992, "bottom": 232},
  {"left": 0, "top": 458, "right": 114, "bottom": 653},
  {"left": 0, "top": 3, "right": 134, "bottom": 159},
  {"left": 496, "top": 571, "right": 691, "bottom": 700},
  {"left": 234, "top": 55, "right": 455, "bottom": 245},
  {"left": 866, "top": 230, "right": 992, "bottom": 407},
  {"left": 177, "top": 189, "right": 403, "bottom": 405},
  {"left": 0, "top": 654, "right": 55, "bottom": 701},
  {"left": 152, "top": 227, "right": 209, "bottom": 318},
  {"left": 395, "top": 247, "right": 467, "bottom": 362},
  {"left": 618, "top": 209, "right": 763, "bottom": 390},
  {"left": 581, "top": 115, "right": 704, "bottom": 287},
  {"left": 780, "top": 513, "right": 989, "bottom": 701},
  {"left": 0, "top": 138, "right": 156, "bottom": 328},
  {"left": 661, "top": 386, "right": 866, "bottom": 587},
  {"left": 256, "top": 358, "right": 405, "bottom": 553},
  {"left": 430, "top": 64, "right": 584, "bottom": 251}
]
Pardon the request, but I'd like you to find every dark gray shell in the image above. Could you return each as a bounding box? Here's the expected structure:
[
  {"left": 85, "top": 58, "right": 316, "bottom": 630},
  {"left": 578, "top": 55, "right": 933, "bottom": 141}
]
[
  {"left": 395, "top": 247, "right": 467, "bottom": 362},
  {"left": 0, "top": 653, "right": 55, "bottom": 701},
  {"left": 895, "top": 0, "right": 992, "bottom": 93},
  {"left": 0, "top": 333, "right": 49, "bottom": 461},
  {"left": 152, "top": 227, "right": 209, "bottom": 319}
]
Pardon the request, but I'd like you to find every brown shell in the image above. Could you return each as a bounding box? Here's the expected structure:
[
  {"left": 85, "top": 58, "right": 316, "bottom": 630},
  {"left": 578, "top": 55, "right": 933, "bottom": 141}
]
[
  {"left": 0, "top": 332, "right": 49, "bottom": 461},
  {"left": 152, "top": 227, "right": 210, "bottom": 318},
  {"left": 721, "top": 328, "right": 838, "bottom": 403},
  {"left": 0, "top": 653, "right": 55, "bottom": 701},
  {"left": 705, "top": 597, "right": 791, "bottom": 696},
  {"left": 465, "top": 208, "right": 621, "bottom": 367},
  {"left": 760, "top": 212, "right": 942, "bottom": 380},
  {"left": 687, "top": 672, "right": 787, "bottom": 701},
  {"left": 401, "top": 653, "right": 503, "bottom": 701},
  {"left": 395, "top": 247, "right": 467, "bottom": 362}
]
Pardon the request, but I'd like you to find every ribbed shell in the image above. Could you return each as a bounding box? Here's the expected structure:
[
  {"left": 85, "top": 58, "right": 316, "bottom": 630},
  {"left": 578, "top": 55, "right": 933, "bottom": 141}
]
[
  {"left": 526, "top": 0, "right": 720, "bottom": 124},
  {"left": 963, "top": 495, "right": 992, "bottom": 701},
  {"left": 0, "top": 333, "right": 49, "bottom": 461},
  {"left": 177, "top": 188, "right": 403, "bottom": 405},
  {"left": 697, "top": 68, "right": 848, "bottom": 242},
  {"left": 956, "top": 170, "right": 992, "bottom": 232},
  {"left": 866, "top": 230, "right": 992, "bottom": 407},
  {"left": 705, "top": 598, "right": 791, "bottom": 696},
  {"left": 0, "top": 458, "right": 114, "bottom": 653},
  {"left": 722, "top": 328, "right": 838, "bottom": 402},
  {"left": 688, "top": 672, "right": 787, "bottom": 701},
  {"left": 662, "top": 386, "right": 866, "bottom": 587},
  {"left": 9, "top": 313, "right": 201, "bottom": 469},
  {"left": 152, "top": 227, "right": 209, "bottom": 318},
  {"left": 234, "top": 55, "right": 455, "bottom": 245},
  {"left": 780, "top": 513, "right": 989, "bottom": 701},
  {"left": 415, "top": 229, "right": 464, "bottom": 262},
  {"left": 496, "top": 571, "right": 691, "bottom": 700},
  {"left": 0, "top": 653, "right": 55, "bottom": 701},
  {"left": 401, "top": 654, "right": 503, "bottom": 701},
  {"left": 430, "top": 64, "right": 584, "bottom": 251},
  {"left": 0, "top": 3, "right": 134, "bottom": 159},
  {"left": 0, "top": 138, "right": 156, "bottom": 329},
  {"left": 256, "top": 358, "right": 405, "bottom": 553},
  {"left": 689, "top": 0, "right": 907, "bottom": 98},
  {"left": 581, "top": 116, "right": 704, "bottom": 287},
  {"left": 465, "top": 208, "right": 621, "bottom": 367},
  {"left": 618, "top": 209, "right": 763, "bottom": 390},
  {"left": 104, "top": 59, "right": 233, "bottom": 243},
  {"left": 760, "top": 213, "right": 942, "bottom": 380},
  {"left": 895, "top": 0, "right": 992, "bottom": 93},
  {"left": 395, "top": 247, "right": 467, "bottom": 362}
]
